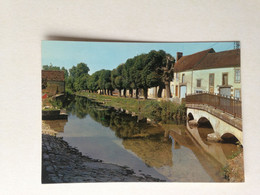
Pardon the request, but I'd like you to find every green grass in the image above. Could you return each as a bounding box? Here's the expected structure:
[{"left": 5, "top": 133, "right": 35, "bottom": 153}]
[{"left": 77, "top": 91, "right": 186, "bottom": 122}]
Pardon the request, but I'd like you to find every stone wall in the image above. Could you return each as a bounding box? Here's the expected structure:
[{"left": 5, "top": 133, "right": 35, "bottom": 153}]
[
  {"left": 42, "top": 70, "right": 65, "bottom": 96},
  {"left": 44, "top": 81, "right": 65, "bottom": 96}
]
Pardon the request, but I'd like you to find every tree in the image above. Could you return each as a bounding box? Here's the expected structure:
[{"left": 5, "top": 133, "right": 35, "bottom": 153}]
[
  {"left": 112, "top": 64, "right": 124, "bottom": 96},
  {"left": 130, "top": 54, "right": 146, "bottom": 99},
  {"left": 123, "top": 58, "right": 135, "bottom": 97},
  {"left": 42, "top": 63, "right": 60, "bottom": 71},
  {"left": 69, "top": 62, "right": 90, "bottom": 79},
  {"left": 61, "top": 67, "right": 69, "bottom": 78},
  {"left": 158, "top": 55, "right": 175, "bottom": 99},
  {"left": 69, "top": 62, "right": 90, "bottom": 92},
  {"left": 97, "top": 69, "right": 112, "bottom": 95}
]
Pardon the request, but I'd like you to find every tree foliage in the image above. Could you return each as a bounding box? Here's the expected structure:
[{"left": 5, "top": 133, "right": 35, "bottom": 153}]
[{"left": 42, "top": 50, "right": 174, "bottom": 99}]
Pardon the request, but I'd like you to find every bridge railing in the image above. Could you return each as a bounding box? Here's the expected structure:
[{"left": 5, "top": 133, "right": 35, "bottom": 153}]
[{"left": 186, "top": 93, "right": 242, "bottom": 118}]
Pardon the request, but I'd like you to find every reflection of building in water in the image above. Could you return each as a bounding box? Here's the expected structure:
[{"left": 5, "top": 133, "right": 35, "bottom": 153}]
[
  {"left": 122, "top": 137, "right": 173, "bottom": 168},
  {"left": 42, "top": 120, "right": 67, "bottom": 136},
  {"left": 168, "top": 130, "right": 225, "bottom": 182},
  {"left": 186, "top": 124, "right": 239, "bottom": 166}
]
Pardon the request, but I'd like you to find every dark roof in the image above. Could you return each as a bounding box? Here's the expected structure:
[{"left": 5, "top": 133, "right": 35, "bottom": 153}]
[
  {"left": 194, "top": 49, "right": 240, "bottom": 70},
  {"left": 42, "top": 70, "right": 65, "bottom": 81},
  {"left": 174, "top": 48, "right": 215, "bottom": 72}
]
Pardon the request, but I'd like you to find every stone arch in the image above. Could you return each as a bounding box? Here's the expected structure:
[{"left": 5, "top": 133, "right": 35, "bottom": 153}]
[
  {"left": 187, "top": 112, "right": 194, "bottom": 121},
  {"left": 197, "top": 117, "right": 215, "bottom": 144},
  {"left": 198, "top": 117, "right": 213, "bottom": 128},
  {"left": 220, "top": 133, "right": 239, "bottom": 144},
  {"left": 186, "top": 107, "right": 243, "bottom": 145}
]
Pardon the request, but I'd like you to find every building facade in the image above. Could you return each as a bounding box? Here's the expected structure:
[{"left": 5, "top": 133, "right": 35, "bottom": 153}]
[
  {"left": 171, "top": 48, "right": 241, "bottom": 102},
  {"left": 42, "top": 70, "right": 65, "bottom": 96}
]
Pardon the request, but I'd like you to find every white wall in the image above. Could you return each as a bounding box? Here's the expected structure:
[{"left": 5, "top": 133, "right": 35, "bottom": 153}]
[
  {"left": 172, "top": 70, "right": 193, "bottom": 98},
  {"left": 172, "top": 67, "right": 241, "bottom": 99},
  {"left": 192, "top": 67, "right": 241, "bottom": 97}
]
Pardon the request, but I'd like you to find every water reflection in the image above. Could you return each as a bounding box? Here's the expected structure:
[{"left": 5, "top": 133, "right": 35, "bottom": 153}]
[
  {"left": 49, "top": 96, "right": 240, "bottom": 182},
  {"left": 186, "top": 122, "right": 240, "bottom": 166},
  {"left": 123, "top": 137, "right": 173, "bottom": 168},
  {"left": 66, "top": 96, "right": 165, "bottom": 139},
  {"left": 42, "top": 119, "right": 67, "bottom": 136}
]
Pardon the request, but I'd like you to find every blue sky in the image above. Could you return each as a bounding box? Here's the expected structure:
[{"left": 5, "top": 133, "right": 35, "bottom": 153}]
[{"left": 42, "top": 41, "right": 236, "bottom": 74}]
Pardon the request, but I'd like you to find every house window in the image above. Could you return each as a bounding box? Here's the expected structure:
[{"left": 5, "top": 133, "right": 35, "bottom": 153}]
[
  {"left": 197, "top": 79, "right": 201, "bottom": 87},
  {"left": 222, "top": 73, "right": 228, "bottom": 86},
  {"left": 176, "top": 73, "right": 179, "bottom": 81},
  {"left": 235, "top": 69, "right": 241, "bottom": 83},
  {"left": 234, "top": 89, "right": 241, "bottom": 100},
  {"left": 182, "top": 74, "right": 185, "bottom": 83}
]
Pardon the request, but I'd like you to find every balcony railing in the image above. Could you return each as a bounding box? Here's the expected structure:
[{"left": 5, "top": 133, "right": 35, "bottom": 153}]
[{"left": 186, "top": 92, "right": 242, "bottom": 118}]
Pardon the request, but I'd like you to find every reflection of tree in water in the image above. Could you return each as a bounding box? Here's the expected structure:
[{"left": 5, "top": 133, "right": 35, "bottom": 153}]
[
  {"left": 109, "top": 112, "right": 145, "bottom": 138},
  {"left": 123, "top": 138, "right": 173, "bottom": 168},
  {"left": 66, "top": 96, "right": 91, "bottom": 119},
  {"left": 66, "top": 96, "right": 164, "bottom": 139}
]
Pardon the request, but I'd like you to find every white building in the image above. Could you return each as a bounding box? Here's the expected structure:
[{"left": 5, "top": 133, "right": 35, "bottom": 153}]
[{"left": 171, "top": 48, "right": 241, "bottom": 102}]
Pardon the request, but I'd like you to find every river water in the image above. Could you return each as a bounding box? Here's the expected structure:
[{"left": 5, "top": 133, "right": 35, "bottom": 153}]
[{"left": 46, "top": 96, "right": 240, "bottom": 182}]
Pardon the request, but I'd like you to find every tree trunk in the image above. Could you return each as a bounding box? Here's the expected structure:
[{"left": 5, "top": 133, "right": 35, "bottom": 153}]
[
  {"left": 130, "top": 89, "right": 133, "bottom": 98},
  {"left": 158, "top": 85, "right": 163, "bottom": 98},
  {"left": 165, "top": 82, "right": 171, "bottom": 99},
  {"left": 123, "top": 88, "right": 126, "bottom": 97},
  {"left": 119, "top": 89, "right": 121, "bottom": 97},
  {"left": 144, "top": 88, "right": 148, "bottom": 99},
  {"left": 135, "top": 88, "right": 139, "bottom": 99}
]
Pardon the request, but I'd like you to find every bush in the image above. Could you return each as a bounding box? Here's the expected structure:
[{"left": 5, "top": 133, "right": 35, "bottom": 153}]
[
  {"left": 50, "top": 99, "right": 63, "bottom": 109},
  {"left": 145, "top": 101, "right": 162, "bottom": 121}
]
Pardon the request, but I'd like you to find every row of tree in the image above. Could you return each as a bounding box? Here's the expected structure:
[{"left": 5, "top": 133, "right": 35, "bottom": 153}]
[
  {"left": 87, "top": 50, "right": 175, "bottom": 99},
  {"left": 42, "top": 49, "right": 175, "bottom": 99}
]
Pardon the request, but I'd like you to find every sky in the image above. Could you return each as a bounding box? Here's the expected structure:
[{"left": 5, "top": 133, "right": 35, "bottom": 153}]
[{"left": 42, "top": 41, "right": 236, "bottom": 74}]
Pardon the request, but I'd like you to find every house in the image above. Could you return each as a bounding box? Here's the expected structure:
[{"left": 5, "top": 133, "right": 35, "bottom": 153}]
[
  {"left": 42, "top": 70, "right": 65, "bottom": 96},
  {"left": 171, "top": 48, "right": 241, "bottom": 102}
]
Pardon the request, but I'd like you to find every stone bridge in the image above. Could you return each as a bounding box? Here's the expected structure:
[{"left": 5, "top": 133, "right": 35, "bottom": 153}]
[{"left": 186, "top": 104, "right": 243, "bottom": 145}]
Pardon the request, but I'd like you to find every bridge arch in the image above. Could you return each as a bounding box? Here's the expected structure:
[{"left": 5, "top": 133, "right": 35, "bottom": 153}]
[
  {"left": 221, "top": 133, "right": 239, "bottom": 144},
  {"left": 187, "top": 107, "right": 243, "bottom": 145},
  {"left": 187, "top": 112, "right": 194, "bottom": 121},
  {"left": 197, "top": 117, "right": 215, "bottom": 145}
]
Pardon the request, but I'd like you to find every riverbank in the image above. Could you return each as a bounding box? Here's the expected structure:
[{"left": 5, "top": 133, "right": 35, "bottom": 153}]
[
  {"left": 224, "top": 152, "right": 244, "bottom": 182},
  {"left": 42, "top": 133, "right": 164, "bottom": 183},
  {"left": 76, "top": 91, "right": 186, "bottom": 122}
]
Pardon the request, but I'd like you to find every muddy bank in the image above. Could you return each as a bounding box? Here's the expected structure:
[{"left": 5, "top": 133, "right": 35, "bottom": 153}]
[
  {"left": 224, "top": 152, "right": 244, "bottom": 182},
  {"left": 42, "top": 134, "right": 164, "bottom": 183}
]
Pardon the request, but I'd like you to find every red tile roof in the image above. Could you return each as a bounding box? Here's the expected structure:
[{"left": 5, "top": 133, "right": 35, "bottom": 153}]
[
  {"left": 42, "top": 70, "right": 65, "bottom": 81},
  {"left": 194, "top": 49, "right": 240, "bottom": 70},
  {"left": 174, "top": 48, "right": 215, "bottom": 72},
  {"left": 174, "top": 48, "right": 240, "bottom": 72}
]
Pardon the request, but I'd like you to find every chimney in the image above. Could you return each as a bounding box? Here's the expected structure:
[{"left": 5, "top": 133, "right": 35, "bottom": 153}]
[{"left": 176, "top": 52, "right": 183, "bottom": 61}]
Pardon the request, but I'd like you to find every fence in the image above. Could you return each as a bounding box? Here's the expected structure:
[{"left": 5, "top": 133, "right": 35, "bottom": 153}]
[{"left": 186, "top": 93, "right": 242, "bottom": 118}]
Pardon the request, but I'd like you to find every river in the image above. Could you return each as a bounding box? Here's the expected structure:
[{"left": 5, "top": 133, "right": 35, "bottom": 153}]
[{"left": 45, "top": 96, "right": 240, "bottom": 182}]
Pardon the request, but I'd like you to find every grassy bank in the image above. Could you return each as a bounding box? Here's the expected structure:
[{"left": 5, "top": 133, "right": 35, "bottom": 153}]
[{"left": 76, "top": 91, "right": 186, "bottom": 122}]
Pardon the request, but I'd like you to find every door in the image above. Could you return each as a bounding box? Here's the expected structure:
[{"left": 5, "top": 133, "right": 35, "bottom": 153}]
[
  {"left": 180, "top": 85, "right": 187, "bottom": 99},
  {"left": 175, "top": 85, "right": 178, "bottom": 97},
  {"left": 209, "top": 73, "right": 214, "bottom": 94}
]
